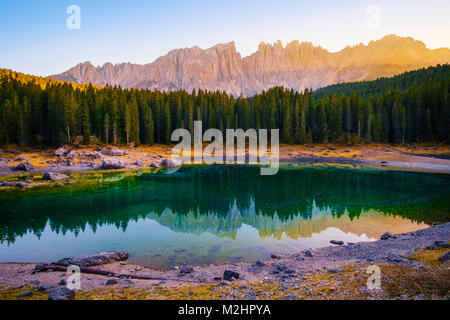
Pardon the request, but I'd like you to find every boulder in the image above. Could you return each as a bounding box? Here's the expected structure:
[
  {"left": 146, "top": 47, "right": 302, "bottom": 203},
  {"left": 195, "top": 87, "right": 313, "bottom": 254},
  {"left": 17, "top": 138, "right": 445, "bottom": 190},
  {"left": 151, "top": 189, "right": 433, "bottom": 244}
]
[
  {"left": 161, "top": 158, "right": 182, "bottom": 168},
  {"left": 133, "top": 160, "right": 143, "bottom": 167},
  {"left": 330, "top": 240, "right": 344, "bottom": 246},
  {"left": 66, "top": 150, "right": 78, "bottom": 159},
  {"left": 48, "top": 288, "right": 75, "bottom": 300},
  {"left": 14, "top": 162, "right": 34, "bottom": 171},
  {"left": 150, "top": 162, "right": 160, "bottom": 168},
  {"left": 101, "top": 147, "right": 125, "bottom": 156},
  {"left": 223, "top": 270, "right": 240, "bottom": 281},
  {"left": 54, "top": 251, "right": 129, "bottom": 267},
  {"left": 42, "top": 172, "right": 69, "bottom": 181},
  {"left": 105, "top": 279, "right": 118, "bottom": 286},
  {"left": 54, "top": 147, "right": 69, "bottom": 157},
  {"left": 381, "top": 232, "right": 394, "bottom": 240},
  {"left": 179, "top": 266, "right": 194, "bottom": 276},
  {"left": 102, "top": 158, "right": 126, "bottom": 170},
  {"left": 84, "top": 151, "right": 102, "bottom": 159}
]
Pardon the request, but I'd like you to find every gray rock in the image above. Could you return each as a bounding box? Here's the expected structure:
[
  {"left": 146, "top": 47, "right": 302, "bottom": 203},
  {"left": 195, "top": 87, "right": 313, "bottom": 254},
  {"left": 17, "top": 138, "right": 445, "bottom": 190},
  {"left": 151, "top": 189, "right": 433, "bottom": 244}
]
[
  {"left": 330, "top": 240, "right": 344, "bottom": 246},
  {"left": 14, "top": 162, "right": 34, "bottom": 171},
  {"left": 102, "top": 158, "right": 126, "bottom": 169},
  {"left": 161, "top": 158, "right": 182, "bottom": 168},
  {"left": 84, "top": 151, "right": 102, "bottom": 159},
  {"left": 254, "top": 260, "right": 265, "bottom": 267},
  {"left": 304, "top": 250, "right": 313, "bottom": 257},
  {"left": 381, "top": 232, "right": 393, "bottom": 240},
  {"left": 426, "top": 241, "right": 450, "bottom": 250},
  {"left": 58, "top": 279, "right": 67, "bottom": 286},
  {"left": 66, "top": 150, "right": 78, "bottom": 159},
  {"left": 105, "top": 279, "right": 118, "bottom": 285},
  {"left": 270, "top": 254, "right": 281, "bottom": 259},
  {"left": 179, "top": 266, "right": 194, "bottom": 275},
  {"left": 328, "top": 269, "right": 340, "bottom": 274},
  {"left": 42, "top": 172, "right": 69, "bottom": 181},
  {"left": 438, "top": 251, "right": 450, "bottom": 263},
  {"left": 17, "top": 182, "right": 29, "bottom": 188},
  {"left": 150, "top": 162, "right": 160, "bottom": 168},
  {"left": 6, "top": 149, "right": 21, "bottom": 154},
  {"left": 19, "top": 291, "right": 33, "bottom": 298},
  {"left": 54, "top": 251, "right": 129, "bottom": 267},
  {"left": 223, "top": 270, "right": 240, "bottom": 281},
  {"left": 133, "top": 160, "right": 143, "bottom": 167},
  {"left": 54, "top": 147, "right": 69, "bottom": 157},
  {"left": 101, "top": 147, "right": 125, "bottom": 156},
  {"left": 48, "top": 288, "right": 75, "bottom": 300},
  {"left": 37, "top": 285, "right": 53, "bottom": 292}
]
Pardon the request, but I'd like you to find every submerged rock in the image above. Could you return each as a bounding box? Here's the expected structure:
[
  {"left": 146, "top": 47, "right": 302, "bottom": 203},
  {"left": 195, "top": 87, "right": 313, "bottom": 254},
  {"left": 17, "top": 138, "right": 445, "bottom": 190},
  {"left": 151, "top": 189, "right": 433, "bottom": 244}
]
[
  {"left": 102, "top": 158, "right": 126, "bottom": 169},
  {"left": 42, "top": 172, "right": 69, "bottom": 181},
  {"left": 54, "top": 251, "right": 129, "bottom": 267}
]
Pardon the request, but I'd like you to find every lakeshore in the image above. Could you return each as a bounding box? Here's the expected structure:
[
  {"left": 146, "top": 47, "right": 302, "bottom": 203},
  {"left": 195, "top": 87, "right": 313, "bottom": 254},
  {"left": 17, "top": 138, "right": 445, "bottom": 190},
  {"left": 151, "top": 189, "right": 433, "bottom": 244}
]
[{"left": 0, "top": 223, "right": 448, "bottom": 300}]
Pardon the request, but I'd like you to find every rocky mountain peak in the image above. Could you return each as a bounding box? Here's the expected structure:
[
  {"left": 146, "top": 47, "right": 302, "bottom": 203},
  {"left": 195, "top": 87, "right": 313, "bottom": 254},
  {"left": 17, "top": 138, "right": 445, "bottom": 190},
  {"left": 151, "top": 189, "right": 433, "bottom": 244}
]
[{"left": 50, "top": 35, "right": 450, "bottom": 96}]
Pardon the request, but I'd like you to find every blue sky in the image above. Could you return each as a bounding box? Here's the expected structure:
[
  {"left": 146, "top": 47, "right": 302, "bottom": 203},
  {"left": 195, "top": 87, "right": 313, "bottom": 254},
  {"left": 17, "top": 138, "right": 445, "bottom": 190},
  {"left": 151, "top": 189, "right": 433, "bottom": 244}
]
[{"left": 1, "top": 0, "right": 449, "bottom": 76}]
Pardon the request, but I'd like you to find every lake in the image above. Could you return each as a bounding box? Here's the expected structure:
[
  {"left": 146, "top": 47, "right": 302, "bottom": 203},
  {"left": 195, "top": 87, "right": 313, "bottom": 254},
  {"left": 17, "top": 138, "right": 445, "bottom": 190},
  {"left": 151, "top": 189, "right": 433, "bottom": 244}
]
[{"left": 1, "top": 165, "right": 449, "bottom": 269}]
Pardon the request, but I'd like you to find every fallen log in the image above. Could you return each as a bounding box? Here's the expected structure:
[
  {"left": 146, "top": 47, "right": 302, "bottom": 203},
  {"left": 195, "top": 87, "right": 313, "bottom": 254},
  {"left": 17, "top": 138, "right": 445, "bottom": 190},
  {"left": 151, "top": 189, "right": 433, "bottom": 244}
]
[{"left": 32, "top": 264, "right": 203, "bottom": 283}]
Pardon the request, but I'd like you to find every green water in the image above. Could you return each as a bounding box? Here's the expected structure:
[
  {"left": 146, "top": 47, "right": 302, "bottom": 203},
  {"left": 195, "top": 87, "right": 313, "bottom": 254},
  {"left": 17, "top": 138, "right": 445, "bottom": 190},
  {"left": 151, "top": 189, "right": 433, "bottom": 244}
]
[{"left": 1, "top": 165, "right": 449, "bottom": 269}]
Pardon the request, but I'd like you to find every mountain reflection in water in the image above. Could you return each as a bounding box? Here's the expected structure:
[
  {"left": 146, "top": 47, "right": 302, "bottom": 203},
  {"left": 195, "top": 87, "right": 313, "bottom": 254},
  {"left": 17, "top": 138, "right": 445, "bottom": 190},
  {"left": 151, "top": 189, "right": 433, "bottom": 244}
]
[{"left": 0, "top": 165, "right": 449, "bottom": 268}]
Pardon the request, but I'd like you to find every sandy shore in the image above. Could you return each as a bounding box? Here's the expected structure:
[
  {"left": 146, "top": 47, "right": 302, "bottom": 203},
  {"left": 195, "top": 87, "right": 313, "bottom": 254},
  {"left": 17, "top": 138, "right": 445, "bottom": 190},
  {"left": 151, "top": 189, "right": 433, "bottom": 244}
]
[{"left": 0, "top": 223, "right": 448, "bottom": 300}]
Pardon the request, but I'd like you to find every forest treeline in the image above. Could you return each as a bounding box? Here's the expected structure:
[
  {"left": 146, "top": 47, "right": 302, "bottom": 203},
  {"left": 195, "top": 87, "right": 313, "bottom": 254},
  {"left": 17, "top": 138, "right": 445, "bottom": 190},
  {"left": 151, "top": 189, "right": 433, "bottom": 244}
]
[
  {"left": 314, "top": 64, "right": 450, "bottom": 99},
  {"left": 0, "top": 65, "right": 449, "bottom": 147}
]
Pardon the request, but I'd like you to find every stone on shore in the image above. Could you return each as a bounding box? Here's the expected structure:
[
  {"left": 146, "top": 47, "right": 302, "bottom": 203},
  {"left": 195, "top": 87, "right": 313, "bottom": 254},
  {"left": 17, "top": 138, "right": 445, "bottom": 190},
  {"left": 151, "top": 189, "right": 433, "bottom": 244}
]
[
  {"left": 42, "top": 172, "right": 69, "bottom": 181},
  {"left": 54, "top": 147, "right": 69, "bottom": 157},
  {"left": 150, "top": 162, "right": 160, "bottom": 168},
  {"left": 102, "top": 158, "right": 126, "bottom": 169},
  {"left": 330, "top": 240, "right": 344, "bottom": 246},
  {"left": 101, "top": 147, "right": 125, "bottom": 156},
  {"left": 54, "top": 251, "right": 129, "bottom": 267},
  {"left": 438, "top": 251, "right": 450, "bottom": 263},
  {"left": 14, "top": 161, "right": 34, "bottom": 171},
  {"left": 381, "top": 232, "right": 394, "bottom": 240},
  {"left": 161, "top": 158, "right": 182, "bottom": 168},
  {"left": 223, "top": 270, "right": 240, "bottom": 281}
]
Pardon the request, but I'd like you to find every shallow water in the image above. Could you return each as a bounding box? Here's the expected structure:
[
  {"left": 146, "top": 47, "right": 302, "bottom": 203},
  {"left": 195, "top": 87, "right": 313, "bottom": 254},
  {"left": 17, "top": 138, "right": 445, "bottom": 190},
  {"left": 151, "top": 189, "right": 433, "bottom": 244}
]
[{"left": 1, "top": 165, "right": 449, "bottom": 269}]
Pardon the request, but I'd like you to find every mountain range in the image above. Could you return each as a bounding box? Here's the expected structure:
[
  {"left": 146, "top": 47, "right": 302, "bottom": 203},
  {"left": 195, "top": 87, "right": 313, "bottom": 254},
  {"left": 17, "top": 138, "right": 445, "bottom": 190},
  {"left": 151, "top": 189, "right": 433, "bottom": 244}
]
[{"left": 50, "top": 34, "right": 450, "bottom": 96}]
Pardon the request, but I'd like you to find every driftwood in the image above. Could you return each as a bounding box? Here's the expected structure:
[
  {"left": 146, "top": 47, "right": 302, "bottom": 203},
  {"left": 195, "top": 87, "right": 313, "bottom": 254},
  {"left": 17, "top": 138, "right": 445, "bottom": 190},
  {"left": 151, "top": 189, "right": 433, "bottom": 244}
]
[{"left": 32, "top": 263, "right": 203, "bottom": 283}]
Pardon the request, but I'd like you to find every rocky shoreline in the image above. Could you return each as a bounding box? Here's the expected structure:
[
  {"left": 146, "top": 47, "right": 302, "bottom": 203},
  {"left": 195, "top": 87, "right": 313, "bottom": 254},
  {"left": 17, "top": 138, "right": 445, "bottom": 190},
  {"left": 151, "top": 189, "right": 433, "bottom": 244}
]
[{"left": 0, "top": 223, "right": 448, "bottom": 300}]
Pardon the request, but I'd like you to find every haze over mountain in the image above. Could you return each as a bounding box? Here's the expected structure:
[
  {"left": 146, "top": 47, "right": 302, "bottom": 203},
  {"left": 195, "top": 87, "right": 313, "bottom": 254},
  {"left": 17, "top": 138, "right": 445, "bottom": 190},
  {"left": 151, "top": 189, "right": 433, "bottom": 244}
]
[{"left": 50, "top": 35, "right": 450, "bottom": 96}]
